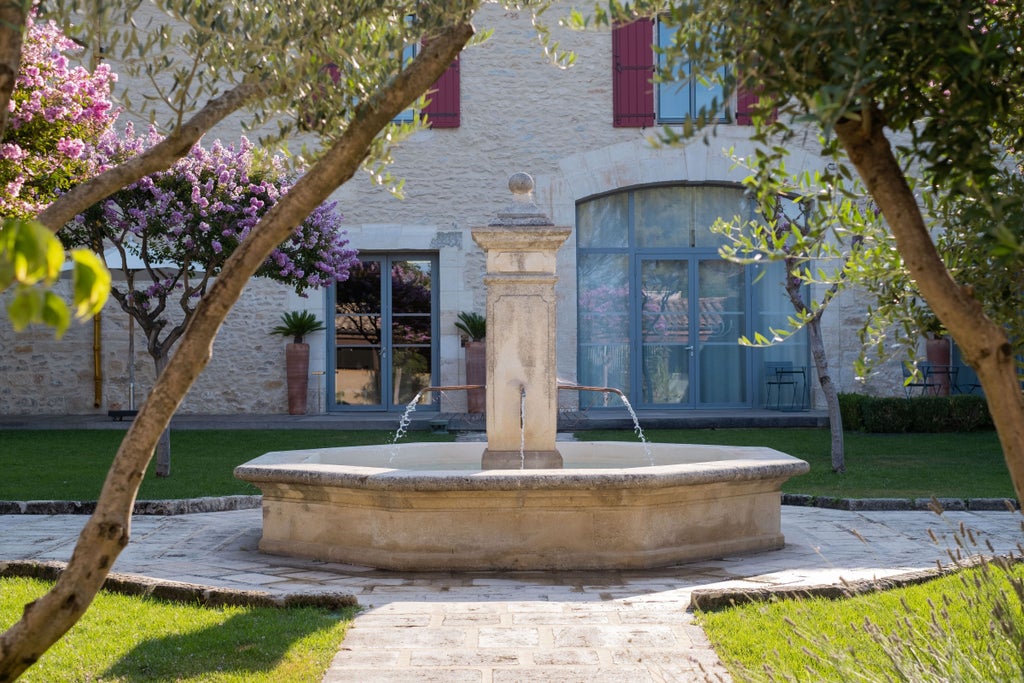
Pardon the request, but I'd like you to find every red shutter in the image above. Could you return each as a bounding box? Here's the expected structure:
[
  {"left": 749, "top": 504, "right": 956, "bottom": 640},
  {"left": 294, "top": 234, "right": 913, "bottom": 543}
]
[
  {"left": 735, "top": 81, "right": 777, "bottom": 125},
  {"left": 612, "top": 20, "right": 655, "bottom": 128},
  {"left": 734, "top": 86, "right": 759, "bottom": 125},
  {"left": 422, "top": 55, "right": 460, "bottom": 129}
]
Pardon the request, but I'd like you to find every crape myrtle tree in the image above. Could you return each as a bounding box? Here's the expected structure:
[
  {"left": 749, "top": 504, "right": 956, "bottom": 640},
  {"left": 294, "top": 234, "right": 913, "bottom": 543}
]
[
  {"left": 61, "top": 125, "right": 357, "bottom": 476},
  {"left": 581, "top": 0, "right": 1024, "bottom": 500},
  {"left": 0, "top": 1, "right": 565, "bottom": 678}
]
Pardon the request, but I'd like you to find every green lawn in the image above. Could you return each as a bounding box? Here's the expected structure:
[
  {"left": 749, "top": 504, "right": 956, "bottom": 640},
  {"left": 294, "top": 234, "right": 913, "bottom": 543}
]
[
  {"left": 1, "top": 577, "right": 357, "bottom": 683},
  {"left": 0, "top": 429, "right": 455, "bottom": 500},
  {"left": 700, "top": 560, "right": 1024, "bottom": 682},
  {"left": 0, "top": 427, "right": 1014, "bottom": 501},
  {"left": 588, "top": 428, "right": 1016, "bottom": 499}
]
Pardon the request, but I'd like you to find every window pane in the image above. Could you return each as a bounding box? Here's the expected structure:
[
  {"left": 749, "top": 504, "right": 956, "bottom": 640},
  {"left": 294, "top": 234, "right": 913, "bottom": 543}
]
[
  {"left": 335, "top": 348, "right": 381, "bottom": 405},
  {"left": 391, "top": 261, "right": 432, "bottom": 314},
  {"left": 336, "top": 261, "right": 381, "bottom": 313},
  {"left": 578, "top": 253, "right": 630, "bottom": 405},
  {"left": 693, "top": 186, "right": 753, "bottom": 247},
  {"left": 577, "top": 193, "right": 628, "bottom": 248},
  {"left": 697, "top": 259, "right": 746, "bottom": 404},
  {"left": 635, "top": 186, "right": 692, "bottom": 248},
  {"left": 393, "top": 315, "right": 431, "bottom": 344},
  {"left": 335, "top": 314, "right": 380, "bottom": 346},
  {"left": 392, "top": 347, "right": 432, "bottom": 405}
]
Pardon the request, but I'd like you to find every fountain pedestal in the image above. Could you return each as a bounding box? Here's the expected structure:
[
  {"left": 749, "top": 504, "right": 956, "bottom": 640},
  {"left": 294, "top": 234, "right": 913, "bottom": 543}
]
[{"left": 472, "top": 173, "right": 571, "bottom": 469}]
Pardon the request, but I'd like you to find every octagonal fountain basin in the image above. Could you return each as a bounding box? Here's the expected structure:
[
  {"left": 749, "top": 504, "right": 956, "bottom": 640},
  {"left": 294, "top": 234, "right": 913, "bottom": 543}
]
[{"left": 234, "top": 442, "right": 809, "bottom": 571}]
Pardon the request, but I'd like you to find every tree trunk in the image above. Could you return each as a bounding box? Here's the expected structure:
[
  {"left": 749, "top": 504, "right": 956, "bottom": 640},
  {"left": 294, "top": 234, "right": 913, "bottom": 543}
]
[
  {"left": 0, "top": 5, "right": 27, "bottom": 141},
  {"left": 152, "top": 352, "right": 172, "bottom": 477},
  {"left": 836, "top": 110, "right": 1024, "bottom": 503},
  {"left": 807, "top": 316, "right": 844, "bottom": 473},
  {"left": 0, "top": 22, "right": 475, "bottom": 681}
]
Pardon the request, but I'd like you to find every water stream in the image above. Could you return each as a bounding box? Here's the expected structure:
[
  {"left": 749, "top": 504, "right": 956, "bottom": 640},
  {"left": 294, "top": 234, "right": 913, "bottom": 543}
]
[
  {"left": 558, "top": 384, "right": 653, "bottom": 465},
  {"left": 389, "top": 385, "right": 484, "bottom": 464}
]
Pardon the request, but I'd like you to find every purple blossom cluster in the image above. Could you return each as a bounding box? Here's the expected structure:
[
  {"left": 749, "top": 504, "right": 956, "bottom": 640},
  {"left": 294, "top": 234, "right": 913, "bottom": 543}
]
[
  {"left": 2, "top": 16, "right": 117, "bottom": 218},
  {"left": 65, "top": 124, "right": 357, "bottom": 309}
]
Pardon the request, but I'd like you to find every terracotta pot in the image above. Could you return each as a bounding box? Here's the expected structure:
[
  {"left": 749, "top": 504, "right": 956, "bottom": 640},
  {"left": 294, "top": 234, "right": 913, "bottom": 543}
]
[
  {"left": 925, "top": 336, "right": 951, "bottom": 396},
  {"left": 285, "top": 342, "right": 310, "bottom": 414},
  {"left": 464, "top": 340, "right": 486, "bottom": 413}
]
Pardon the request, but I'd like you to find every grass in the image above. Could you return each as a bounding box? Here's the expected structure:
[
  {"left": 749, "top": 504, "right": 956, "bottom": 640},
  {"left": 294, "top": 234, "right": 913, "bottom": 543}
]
[
  {"left": 700, "top": 558, "right": 1024, "bottom": 682},
  {"left": 0, "top": 577, "right": 357, "bottom": 682},
  {"left": 587, "top": 428, "right": 1016, "bottom": 500},
  {"left": 0, "top": 429, "right": 455, "bottom": 500},
  {"left": 0, "top": 427, "right": 1014, "bottom": 501}
]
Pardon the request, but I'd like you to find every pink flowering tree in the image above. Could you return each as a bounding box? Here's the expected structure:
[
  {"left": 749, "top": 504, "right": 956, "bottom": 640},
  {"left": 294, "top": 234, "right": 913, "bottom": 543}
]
[
  {"left": 1, "top": 15, "right": 114, "bottom": 336},
  {"left": 1, "top": 16, "right": 116, "bottom": 217},
  {"left": 61, "top": 125, "right": 357, "bottom": 475}
]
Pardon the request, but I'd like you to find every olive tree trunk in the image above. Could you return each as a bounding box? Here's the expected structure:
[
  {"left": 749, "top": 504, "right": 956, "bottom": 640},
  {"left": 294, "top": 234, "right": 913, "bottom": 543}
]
[{"left": 836, "top": 110, "right": 1024, "bottom": 503}]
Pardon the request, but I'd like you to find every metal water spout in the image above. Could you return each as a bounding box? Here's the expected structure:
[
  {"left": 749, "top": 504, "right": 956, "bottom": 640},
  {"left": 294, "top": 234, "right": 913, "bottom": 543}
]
[{"left": 472, "top": 173, "right": 571, "bottom": 469}]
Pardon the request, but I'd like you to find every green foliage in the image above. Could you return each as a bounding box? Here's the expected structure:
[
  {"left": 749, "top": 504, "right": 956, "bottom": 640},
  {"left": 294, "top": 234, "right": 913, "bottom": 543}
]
[
  {"left": 837, "top": 392, "right": 867, "bottom": 431},
  {"left": 270, "top": 310, "right": 326, "bottom": 344},
  {"left": 0, "top": 577, "right": 355, "bottom": 682},
  {"left": 0, "top": 217, "right": 108, "bottom": 337},
  {"left": 702, "top": 540, "right": 1024, "bottom": 682},
  {"left": 841, "top": 394, "right": 993, "bottom": 434},
  {"left": 454, "top": 310, "right": 486, "bottom": 341}
]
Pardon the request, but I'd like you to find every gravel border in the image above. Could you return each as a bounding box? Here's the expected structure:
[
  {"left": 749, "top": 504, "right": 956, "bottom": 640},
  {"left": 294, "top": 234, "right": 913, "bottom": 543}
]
[{"left": 0, "top": 559, "right": 358, "bottom": 609}]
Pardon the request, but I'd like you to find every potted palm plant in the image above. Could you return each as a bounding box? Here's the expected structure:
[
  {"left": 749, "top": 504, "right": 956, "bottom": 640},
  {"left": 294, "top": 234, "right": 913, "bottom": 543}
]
[
  {"left": 271, "top": 311, "right": 326, "bottom": 414},
  {"left": 455, "top": 311, "right": 486, "bottom": 413}
]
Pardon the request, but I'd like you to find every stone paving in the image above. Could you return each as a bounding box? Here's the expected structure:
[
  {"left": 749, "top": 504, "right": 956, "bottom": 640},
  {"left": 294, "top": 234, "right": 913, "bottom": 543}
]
[{"left": 1, "top": 507, "right": 1022, "bottom": 682}]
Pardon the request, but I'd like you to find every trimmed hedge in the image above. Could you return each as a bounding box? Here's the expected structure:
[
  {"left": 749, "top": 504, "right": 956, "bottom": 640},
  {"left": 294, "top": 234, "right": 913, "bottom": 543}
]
[{"left": 838, "top": 393, "right": 993, "bottom": 433}]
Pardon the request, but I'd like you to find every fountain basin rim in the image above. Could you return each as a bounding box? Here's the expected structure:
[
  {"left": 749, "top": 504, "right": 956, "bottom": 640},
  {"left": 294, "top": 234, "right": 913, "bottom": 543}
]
[{"left": 234, "top": 442, "right": 810, "bottom": 492}]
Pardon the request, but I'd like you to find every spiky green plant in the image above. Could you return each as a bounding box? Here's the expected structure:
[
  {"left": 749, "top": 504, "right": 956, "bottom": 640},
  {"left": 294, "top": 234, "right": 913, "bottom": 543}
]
[
  {"left": 454, "top": 311, "right": 486, "bottom": 342},
  {"left": 271, "top": 311, "right": 325, "bottom": 344}
]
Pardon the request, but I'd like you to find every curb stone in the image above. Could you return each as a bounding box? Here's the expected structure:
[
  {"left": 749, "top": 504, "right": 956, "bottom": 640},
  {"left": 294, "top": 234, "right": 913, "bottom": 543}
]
[
  {"left": 0, "top": 495, "right": 262, "bottom": 515},
  {"left": 690, "top": 553, "right": 1023, "bottom": 612},
  {"left": 780, "top": 493, "right": 1019, "bottom": 512},
  {"left": 1, "top": 495, "right": 1017, "bottom": 515},
  {"left": 0, "top": 559, "right": 358, "bottom": 609}
]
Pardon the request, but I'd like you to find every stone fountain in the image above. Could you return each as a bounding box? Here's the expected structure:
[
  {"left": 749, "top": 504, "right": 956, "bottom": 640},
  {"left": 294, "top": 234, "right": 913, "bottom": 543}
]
[{"left": 235, "top": 174, "right": 809, "bottom": 571}]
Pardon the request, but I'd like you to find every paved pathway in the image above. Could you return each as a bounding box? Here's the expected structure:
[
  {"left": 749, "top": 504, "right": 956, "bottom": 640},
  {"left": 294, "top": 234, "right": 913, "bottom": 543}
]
[{"left": 2, "top": 507, "right": 1021, "bottom": 682}]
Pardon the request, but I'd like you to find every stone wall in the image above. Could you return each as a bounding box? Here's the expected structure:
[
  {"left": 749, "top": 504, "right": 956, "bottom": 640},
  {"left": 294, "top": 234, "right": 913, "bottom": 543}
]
[{"left": 1, "top": 3, "right": 906, "bottom": 415}]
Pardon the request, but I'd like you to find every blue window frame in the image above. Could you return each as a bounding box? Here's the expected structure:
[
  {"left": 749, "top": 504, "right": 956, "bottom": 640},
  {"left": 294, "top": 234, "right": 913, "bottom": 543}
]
[{"left": 656, "top": 20, "right": 728, "bottom": 123}]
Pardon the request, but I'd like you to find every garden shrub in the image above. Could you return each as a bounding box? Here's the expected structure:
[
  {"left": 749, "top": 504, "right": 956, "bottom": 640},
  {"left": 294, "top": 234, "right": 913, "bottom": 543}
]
[
  {"left": 908, "top": 396, "right": 951, "bottom": 432},
  {"left": 949, "top": 394, "right": 993, "bottom": 431},
  {"left": 837, "top": 393, "right": 867, "bottom": 431},
  {"left": 861, "top": 397, "right": 915, "bottom": 432},
  {"left": 842, "top": 393, "right": 993, "bottom": 433}
]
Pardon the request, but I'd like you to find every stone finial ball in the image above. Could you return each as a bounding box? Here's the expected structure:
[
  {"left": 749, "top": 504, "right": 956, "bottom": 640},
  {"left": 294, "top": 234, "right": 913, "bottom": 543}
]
[{"left": 508, "top": 172, "right": 534, "bottom": 196}]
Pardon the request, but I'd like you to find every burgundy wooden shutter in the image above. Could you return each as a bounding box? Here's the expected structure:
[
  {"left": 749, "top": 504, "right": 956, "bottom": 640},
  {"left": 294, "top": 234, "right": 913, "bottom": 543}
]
[
  {"left": 612, "top": 20, "right": 655, "bottom": 128},
  {"left": 734, "top": 86, "right": 758, "bottom": 125},
  {"left": 422, "top": 55, "right": 460, "bottom": 128}
]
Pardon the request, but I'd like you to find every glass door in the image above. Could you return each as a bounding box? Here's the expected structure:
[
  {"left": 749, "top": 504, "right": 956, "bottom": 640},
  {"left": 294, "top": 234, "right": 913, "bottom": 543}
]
[
  {"left": 331, "top": 255, "right": 437, "bottom": 410},
  {"left": 637, "top": 256, "right": 747, "bottom": 408},
  {"left": 639, "top": 258, "right": 694, "bottom": 406}
]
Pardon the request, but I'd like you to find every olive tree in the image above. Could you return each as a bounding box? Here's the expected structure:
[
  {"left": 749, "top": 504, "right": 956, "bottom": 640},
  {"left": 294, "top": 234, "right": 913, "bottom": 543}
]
[
  {"left": 0, "top": 1, "right": 563, "bottom": 678},
  {"left": 583, "top": 0, "right": 1024, "bottom": 499}
]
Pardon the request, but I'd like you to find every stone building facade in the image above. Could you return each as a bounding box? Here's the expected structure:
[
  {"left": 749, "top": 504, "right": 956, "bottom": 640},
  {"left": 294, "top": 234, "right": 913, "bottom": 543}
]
[{"left": 2, "top": 4, "right": 915, "bottom": 417}]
